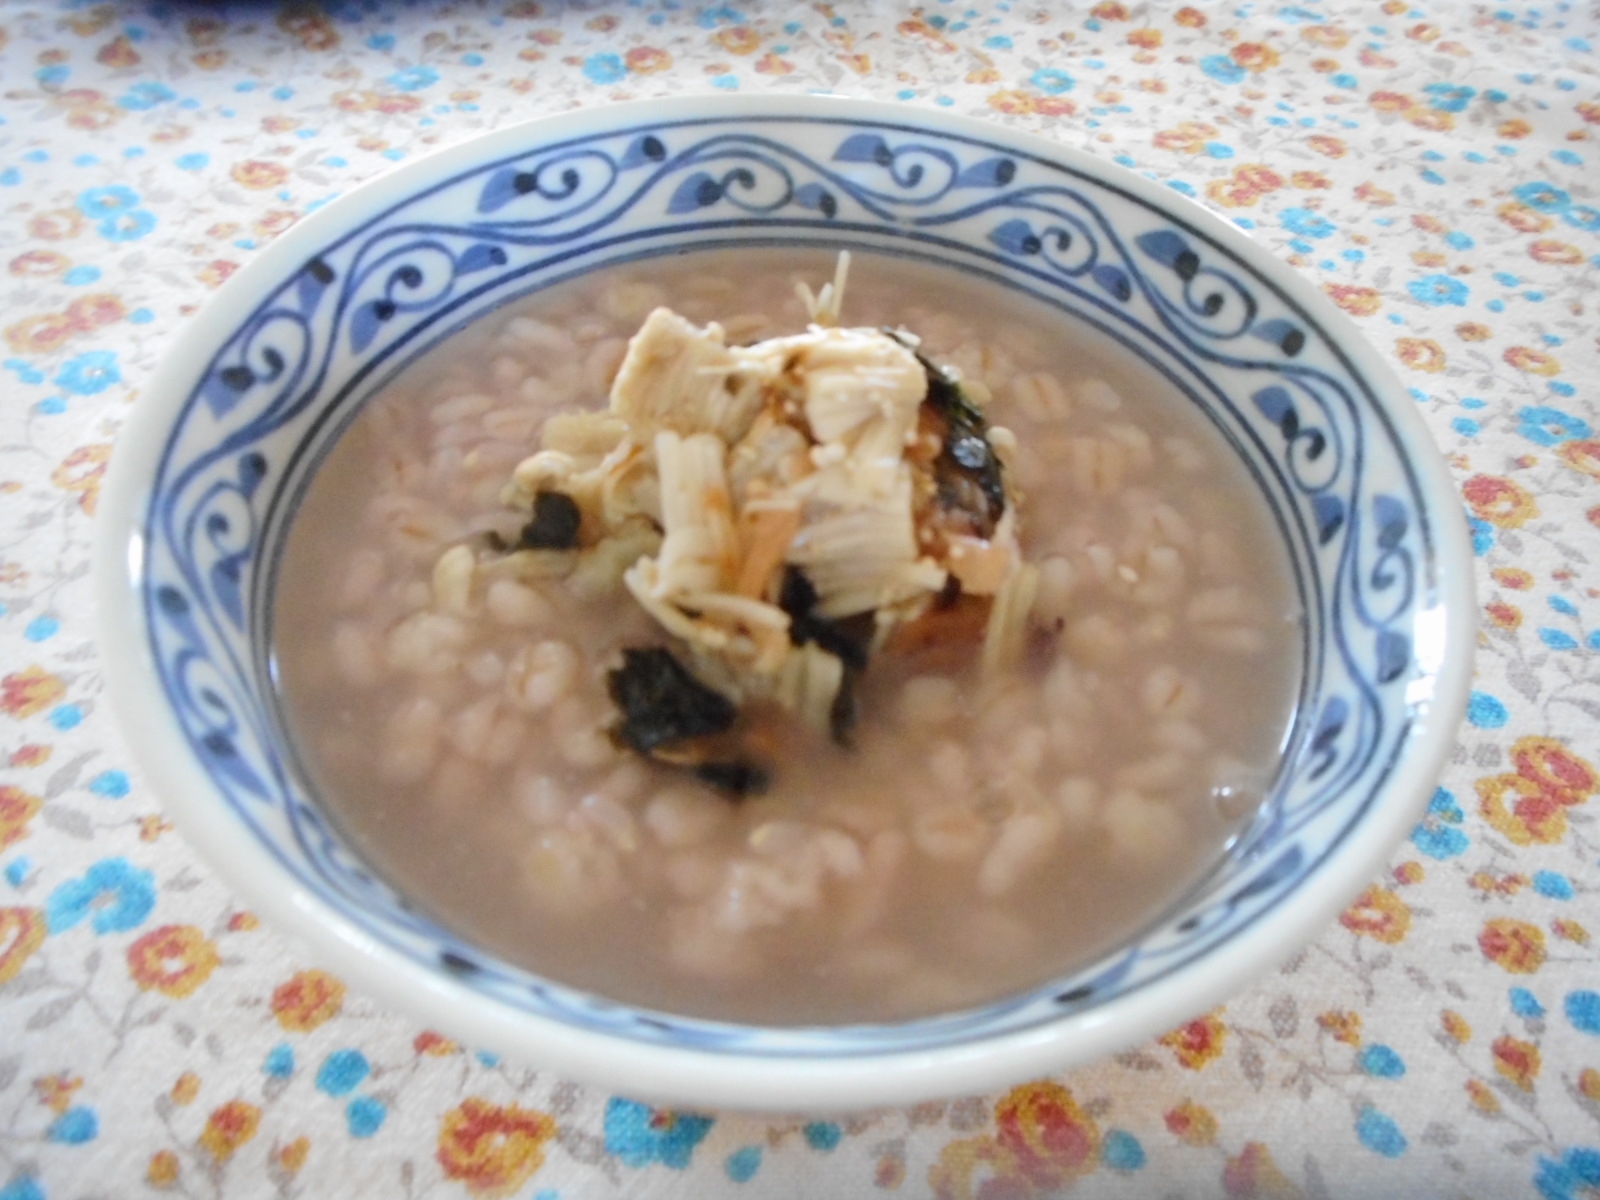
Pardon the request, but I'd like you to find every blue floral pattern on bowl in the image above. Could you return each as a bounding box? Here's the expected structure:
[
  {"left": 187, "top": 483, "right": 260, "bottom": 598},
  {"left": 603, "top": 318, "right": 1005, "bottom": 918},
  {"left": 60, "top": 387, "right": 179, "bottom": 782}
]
[{"left": 130, "top": 105, "right": 1464, "bottom": 1059}]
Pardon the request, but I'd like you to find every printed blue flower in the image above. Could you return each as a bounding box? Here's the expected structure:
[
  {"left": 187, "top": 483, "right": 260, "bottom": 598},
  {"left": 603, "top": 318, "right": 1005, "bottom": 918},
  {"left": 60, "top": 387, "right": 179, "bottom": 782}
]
[
  {"left": 1563, "top": 205, "right": 1600, "bottom": 233},
  {"left": 1466, "top": 691, "right": 1508, "bottom": 728},
  {"left": 47, "top": 1107, "right": 98, "bottom": 1144},
  {"left": 54, "top": 350, "right": 120, "bottom": 396},
  {"left": 316, "top": 1049, "right": 370, "bottom": 1096},
  {"left": 76, "top": 185, "right": 138, "bottom": 217},
  {"left": 1407, "top": 274, "right": 1469, "bottom": 306},
  {"left": 175, "top": 152, "right": 209, "bottom": 171},
  {"left": 1101, "top": 1129, "right": 1146, "bottom": 1170},
  {"left": 0, "top": 1178, "right": 44, "bottom": 1200},
  {"left": 97, "top": 208, "right": 157, "bottom": 242},
  {"left": 264, "top": 1044, "right": 295, "bottom": 1078},
  {"left": 804, "top": 1122, "right": 841, "bottom": 1152},
  {"left": 1516, "top": 405, "right": 1591, "bottom": 447},
  {"left": 1514, "top": 181, "right": 1571, "bottom": 213},
  {"left": 388, "top": 65, "right": 440, "bottom": 91},
  {"left": 88, "top": 770, "right": 129, "bottom": 799},
  {"left": 1539, "top": 628, "right": 1579, "bottom": 651},
  {"left": 1030, "top": 68, "right": 1074, "bottom": 94},
  {"left": 1359, "top": 1044, "right": 1406, "bottom": 1078},
  {"left": 1550, "top": 595, "right": 1578, "bottom": 617},
  {"left": 1280, "top": 207, "right": 1334, "bottom": 238},
  {"left": 1566, "top": 991, "right": 1600, "bottom": 1035},
  {"left": 725, "top": 1145, "right": 762, "bottom": 1182},
  {"left": 1510, "top": 987, "right": 1546, "bottom": 1018},
  {"left": 1411, "top": 821, "right": 1468, "bottom": 860},
  {"left": 45, "top": 857, "right": 156, "bottom": 934},
  {"left": 1355, "top": 1106, "right": 1407, "bottom": 1157},
  {"left": 346, "top": 1096, "right": 387, "bottom": 1138},
  {"left": 583, "top": 53, "right": 627, "bottom": 85},
  {"left": 1535, "top": 1147, "right": 1600, "bottom": 1200},
  {"left": 1200, "top": 55, "right": 1246, "bottom": 83},
  {"left": 603, "top": 1098, "right": 714, "bottom": 1170},
  {"left": 49, "top": 704, "right": 82, "bottom": 731},
  {"left": 24, "top": 616, "right": 58, "bottom": 642},
  {"left": 1424, "top": 83, "right": 1476, "bottom": 112},
  {"left": 1534, "top": 871, "right": 1575, "bottom": 900},
  {"left": 117, "top": 81, "right": 176, "bottom": 111}
]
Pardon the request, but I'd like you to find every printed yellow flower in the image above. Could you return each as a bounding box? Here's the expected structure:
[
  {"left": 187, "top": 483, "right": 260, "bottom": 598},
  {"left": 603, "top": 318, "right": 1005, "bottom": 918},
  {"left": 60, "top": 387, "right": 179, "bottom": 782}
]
[
  {"left": 1553, "top": 919, "right": 1590, "bottom": 946},
  {"left": 1504, "top": 345, "right": 1561, "bottom": 376},
  {"left": 1441, "top": 1010, "right": 1471, "bottom": 1043},
  {"left": 1324, "top": 284, "right": 1381, "bottom": 317},
  {"left": 128, "top": 925, "right": 221, "bottom": 998},
  {"left": 147, "top": 1150, "right": 180, "bottom": 1188},
  {"left": 994, "top": 1080, "right": 1100, "bottom": 1187},
  {"left": 1462, "top": 474, "right": 1538, "bottom": 529},
  {"left": 0, "top": 786, "right": 41, "bottom": 851},
  {"left": 1160, "top": 1011, "right": 1228, "bottom": 1069},
  {"left": 1222, "top": 1142, "right": 1302, "bottom": 1198},
  {"left": 1164, "top": 1099, "right": 1218, "bottom": 1146},
  {"left": 274, "top": 1136, "right": 311, "bottom": 1175},
  {"left": 0, "top": 907, "right": 46, "bottom": 984},
  {"left": 1396, "top": 337, "right": 1445, "bottom": 372},
  {"left": 929, "top": 1135, "right": 1021, "bottom": 1200},
  {"left": 1497, "top": 201, "right": 1552, "bottom": 232},
  {"left": 436, "top": 1098, "right": 557, "bottom": 1197},
  {"left": 199, "top": 1100, "right": 262, "bottom": 1162},
  {"left": 171, "top": 1071, "right": 201, "bottom": 1105},
  {"left": 713, "top": 26, "right": 760, "bottom": 55},
  {"left": 1, "top": 666, "right": 65, "bottom": 719},
  {"left": 1317, "top": 1010, "right": 1362, "bottom": 1045},
  {"left": 270, "top": 968, "right": 346, "bottom": 1031},
  {"left": 1339, "top": 885, "right": 1410, "bottom": 944},
  {"left": 1467, "top": 1079, "right": 1500, "bottom": 1114},
  {"left": 1491, "top": 1035, "right": 1541, "bottom": 1091},
  {"left": 1479, "top": 918, "right": 1546, "bottom": 974},
  {"left": 230, "top": 160, "right": 289, "bottom": 190}
]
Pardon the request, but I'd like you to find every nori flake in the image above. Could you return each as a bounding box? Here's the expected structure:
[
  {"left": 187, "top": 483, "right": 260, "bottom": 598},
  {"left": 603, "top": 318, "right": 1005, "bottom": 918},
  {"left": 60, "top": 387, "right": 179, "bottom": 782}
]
[
  {"left": 606, "top": 647, "right": 737, "bottom": 755},
  {"left": 692, "top": 759, "right": 771, "bottom": 798},
  {"left": 914, "top": 349, "right": 1007, "bottom": 537},
  {"left": 777, "top": 566, "right": 872, "bottom": 672},
  {"left": 518, "top": 490, "right": 582, "bottom": 550}
]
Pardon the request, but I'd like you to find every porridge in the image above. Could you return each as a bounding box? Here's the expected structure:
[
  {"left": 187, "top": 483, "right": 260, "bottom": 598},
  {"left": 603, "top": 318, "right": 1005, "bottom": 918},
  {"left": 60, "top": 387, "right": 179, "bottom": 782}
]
[{"left": 272, "top": 249, "right": 1301, "bottom": 1025}]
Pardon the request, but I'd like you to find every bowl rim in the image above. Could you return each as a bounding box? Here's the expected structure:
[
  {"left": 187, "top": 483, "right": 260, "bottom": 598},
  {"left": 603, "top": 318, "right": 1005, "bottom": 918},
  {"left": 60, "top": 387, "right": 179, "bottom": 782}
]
[{"left": 95, "top": 92, "right": 1475, "bottom": 1112}]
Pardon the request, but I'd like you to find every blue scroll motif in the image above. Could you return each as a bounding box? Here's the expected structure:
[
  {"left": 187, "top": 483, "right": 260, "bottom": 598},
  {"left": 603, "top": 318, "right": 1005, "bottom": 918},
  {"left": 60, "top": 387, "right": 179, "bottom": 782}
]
[{"left": 141, "top": 116, "right": 1435, "bottom": 1054}]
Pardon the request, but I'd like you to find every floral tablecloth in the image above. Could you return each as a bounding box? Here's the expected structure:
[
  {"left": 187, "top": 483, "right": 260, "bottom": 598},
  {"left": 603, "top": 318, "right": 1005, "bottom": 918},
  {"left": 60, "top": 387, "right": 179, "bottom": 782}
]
[{"left": 2, "top": 0, "right": 1597, "bottom": 1196}]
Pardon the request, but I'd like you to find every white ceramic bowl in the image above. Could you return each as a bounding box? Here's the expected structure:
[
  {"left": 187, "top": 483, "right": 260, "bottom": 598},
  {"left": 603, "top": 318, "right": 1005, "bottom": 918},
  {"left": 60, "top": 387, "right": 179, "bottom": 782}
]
[{"left": 96, "top": 95, "right": 1474, "bottom": 1112}]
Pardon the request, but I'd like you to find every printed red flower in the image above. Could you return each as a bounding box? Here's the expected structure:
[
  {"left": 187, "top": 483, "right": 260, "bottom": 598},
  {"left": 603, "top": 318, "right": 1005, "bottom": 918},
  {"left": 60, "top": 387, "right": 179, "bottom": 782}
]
[
  {"left": 436, "top": 1098, "right": 557, "bottom": 1197},
  {"left": 0, "top": 786, "right": 41, "bottom": 851},
  {"left": 1, "top": 909, "right": 48, "bottom": 984},
  {"left": 270, "top": 968, "right": 346, "bottom": 1031},
  {"left": 1462, "top": 474, "right": 1538, "bottom": 529},
  {"left": 1, "top": 666, "right": 66, "bottom": 720},
  {"left": 1491, "top": 1035, "right": 1541, "bottom": 1091},
  {"left": 127, "top": 925, "right": 221, "bottom": 997},
  {"left": 1340, "top": 885, "right": 1411, "bottom": 943},
  {"left": 993, "top": 1080, "right": 1100, "bottom": 1188},
  {"left": 200, "top": 1100, "right": 262, "bottom": 1161},
  {"left": 1479, "top": 917, "right": 1547, "bottom": 974}
]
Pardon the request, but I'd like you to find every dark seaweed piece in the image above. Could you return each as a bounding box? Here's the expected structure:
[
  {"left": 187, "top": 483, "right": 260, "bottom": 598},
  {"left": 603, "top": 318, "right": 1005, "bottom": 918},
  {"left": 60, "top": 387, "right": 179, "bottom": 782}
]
[
  {"left": 829, "top": 663, "right": 860, "bottom": 748},
  {"left": 692, "top": 758, "right": 771, "bottom": 798},
  {"left": 912, "top": 349, "right": 1007, "bottom": 537},
  {"left": 606, "top": 647, "right": 737, "bottom": 755},
  {"left": 518, "top": 490, "right": 582, "bottom": 550},
  {"left": 777, "top": 566, "right": 872, "bottom": 671}
]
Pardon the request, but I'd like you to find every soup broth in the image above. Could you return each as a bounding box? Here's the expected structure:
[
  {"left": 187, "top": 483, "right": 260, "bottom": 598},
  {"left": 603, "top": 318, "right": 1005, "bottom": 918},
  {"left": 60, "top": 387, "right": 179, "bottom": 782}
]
[{"left": 273, "top": 249, "right": 1302, "bottom": 1025}]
